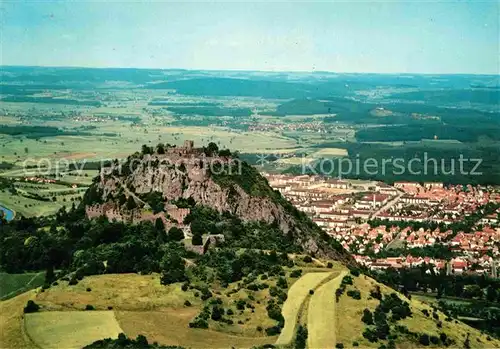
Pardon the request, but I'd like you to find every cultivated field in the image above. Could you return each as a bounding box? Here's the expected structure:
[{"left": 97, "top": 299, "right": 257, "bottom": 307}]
[
  {"left": 312, "top": 147, "right": 349, "bottom": 157},
  {"left": 0, "top": 272, "right": 45, "bottom": 300},
  {"left": 116, "top": 310, "right": 275, "bottom": 349},
  {"left": 24, "top": 311, "right": 123, "bottom": 349},
  {"left": 34, "top": 273, "right": 196, "bottom": 311},
  {"left": 307, "top": 270, "right": 347, "bottom": 349},
  {"left": 0, "top": 190, "right": 79, "bottom": 217},
  {"left": 275, "top": 271, "right": 334, "bottom": 346},
  {"left": 0, "top": 290, "right": 37, "bottom": 349}
]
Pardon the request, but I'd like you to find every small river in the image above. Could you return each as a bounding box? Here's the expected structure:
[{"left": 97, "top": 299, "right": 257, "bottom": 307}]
[{"left": 0, "top": 205, "right": 14, "bottom": 221}]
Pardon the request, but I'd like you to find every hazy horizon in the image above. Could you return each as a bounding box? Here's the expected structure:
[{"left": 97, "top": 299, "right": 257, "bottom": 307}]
[
  {"left": 1, "top": 1, "right": 499, "bottom": 75},
  {"left": 2, "top": 64, "right": 500, "bottom": 77}
]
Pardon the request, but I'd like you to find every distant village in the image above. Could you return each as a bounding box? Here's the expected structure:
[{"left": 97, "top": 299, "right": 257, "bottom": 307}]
[{"left": 263, "top": 173, "right": 500, "bottom": 277}]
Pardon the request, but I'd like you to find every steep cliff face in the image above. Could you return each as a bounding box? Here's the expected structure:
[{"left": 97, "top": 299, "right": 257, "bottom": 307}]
[{"left": 84, "top": 150, "right": 356, "bottom": 267}]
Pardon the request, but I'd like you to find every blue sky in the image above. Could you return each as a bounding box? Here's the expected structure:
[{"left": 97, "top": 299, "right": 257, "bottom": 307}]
[{"left": 1, "top": 1, "right": 498, "bottom": 74}]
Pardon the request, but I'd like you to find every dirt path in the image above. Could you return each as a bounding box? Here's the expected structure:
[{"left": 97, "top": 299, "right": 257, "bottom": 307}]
[{"left": 307, "top": 270, "right": 348, "bottom": 349}]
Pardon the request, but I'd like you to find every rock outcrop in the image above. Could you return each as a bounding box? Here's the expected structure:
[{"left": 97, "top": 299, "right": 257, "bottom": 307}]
[{"left": 83, "top": 142, "right": 356, "bottom": 267}]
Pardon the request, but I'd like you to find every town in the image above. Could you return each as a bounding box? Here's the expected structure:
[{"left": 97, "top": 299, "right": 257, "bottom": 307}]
[{"left": 263, "top": 173, "right": 500, "bottom": 277}]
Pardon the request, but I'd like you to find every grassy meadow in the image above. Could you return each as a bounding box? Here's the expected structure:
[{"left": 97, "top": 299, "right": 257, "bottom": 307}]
[
  {"left": 0, "top": 264, "right": 352, "bottom": 349},
  {"left": 275, "top": 271, "right": 335, "bottom": 346},
  {"left": 25, "top": 311, "right": 123, "bottom": 349},
  {"left": 307, "top": 270, "right": 348, "bottom": 349},
  {"left": 335, "top": 274, "right": 500, "bottom": 349}
]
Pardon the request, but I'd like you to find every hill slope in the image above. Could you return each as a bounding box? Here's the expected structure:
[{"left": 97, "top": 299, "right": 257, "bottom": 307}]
[{"left": 82, "top": 143, "right": 354, "bottom": 266}]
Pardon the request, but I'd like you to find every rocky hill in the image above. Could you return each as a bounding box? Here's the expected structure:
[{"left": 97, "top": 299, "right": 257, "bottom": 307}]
[{"left": 82, "top": 141, "right": 355, "bottom": 267}]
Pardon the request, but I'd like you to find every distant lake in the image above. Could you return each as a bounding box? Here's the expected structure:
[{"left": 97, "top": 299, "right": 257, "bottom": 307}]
[{"left": 0, "top": 205, "right": 14, "bottom": 221}]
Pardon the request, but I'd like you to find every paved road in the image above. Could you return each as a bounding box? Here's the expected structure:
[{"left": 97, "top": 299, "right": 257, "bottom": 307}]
[{"left": 370, "top": 191, "right": 404, "bottom": 219}]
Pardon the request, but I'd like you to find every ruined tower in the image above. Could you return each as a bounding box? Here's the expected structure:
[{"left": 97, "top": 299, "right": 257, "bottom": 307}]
[{"left": 183, "top": 140, "right": 194, "bottom": 150}]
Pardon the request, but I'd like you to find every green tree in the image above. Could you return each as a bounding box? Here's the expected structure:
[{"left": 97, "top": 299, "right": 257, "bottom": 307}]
[
  {"left": 155, "top": 217, "right": 165, "bottom": 232},
  {"left": 295, "top": 325, "right": 308, "bottom": 349},
  {"left": 486, "top": 286, "right": 497, "bottom": 302},
  {"left": 160, "top": 249, "right": 187, "bottom": 285},
  {"left": 168, "top": 227, "right": 185, "bottom": 241},
  {"left": 192, "top": 233, "right": 203, "bottom": 246},
  {"left": 362, "top": 308, "right": 374, "bottom": 325},
  {"left": 156, "top": 143, "right": 165, "bottom": 154},
  {"left": 24, "top": 300, "right": 40, "bottom": 313},
  {"left": 126, "top": 196, "right": 137, "bottom": 210},
  {"left": 205, "top": 142, "right": 219, "bottom": 156}
]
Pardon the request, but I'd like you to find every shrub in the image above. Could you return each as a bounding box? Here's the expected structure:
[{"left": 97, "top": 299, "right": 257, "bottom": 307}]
[
  {"left": 370, "top": 286, "right": 382, "bottom": 300},
  {"left": 261, "top": 274, "right": 269, "bottom": 280},
  {"left": 211, "top": 305, "right": 224, "bottom": 321},
  {"left": 395, "top": 325, "right": 409, "bottom": 334},
  {"left": 85, "top": 304, "right": 95, "bottom": 310},
  {"left": 236, "top": 299, "right": 246, "bottom": 310},
  {"left": 440, "top": 333, "right": 448, "bottom": 342},
  {"left": 23, "top": 300, "right": 40, "bottom": 313},
  {"left": 362, "top": 308, "right": 374, "bottom": 325},
  {"left": 266, "top": 300, "right": 284, "bottom": 324},
  {"left": 352, "top": 342, "right": 359, "bottom": 347},
  {"left": 303, "top": 255, "right": 313, "bottom": 263},
  {"left": 341, "top": 275, "right": 353, "bottom": 286},
  {"left": 295, "top": 325, "right": 308, "bottom": 349},
  {"left": 430, "top": 335, "right": 439, "bottom": 345},
  {"left": 192, "top": 233, "right": 203, "bottom": 246},
  {"left": 68, "top": 278, "right": 78, "bottom": 286},
  {"left": 168, "top": 226, "right": 185, "bottom": 241},
  {"left": 335, "top": 343, "right": 344, "bottom": 349},
  {"left": 227, "top": 308, "right": 234, "bottom": 316},
  {"left": 209, "top": 297, "right": 223, "bottom": 305},
  {"left": 335, "top": 287, "right": 344, "bottom": 302},
  {"left": 265, "top": 326, "right": 282, "bottom": 336},
  {"left": 350, "top": 268, "right": 360, "bottom": 277},
  {"left": 347, "top": 289, "right": 361, "bottom": 300},
  {"left": 108, "top": 306, "right": 113, "bottom": 310},
  {"left": 189, "top": 318, "right": 208, "bottom": 329},
  {"left": 419, "top": 334, "right": 430, "bottom": 346},
  {"left": 327, "top": 262, "right": 333, "bottom": 268},
  {"left": 201, "top": 289, "right": 212, "bottom": 301},
  {"left": 247, "top": 283, "right": 260, "bottom": 291},
  {"left": 86, "top": 287, "right": 92, "bottom": 292},
  {"left": 277, "top": 277, "right": 288, "bottom": 289},
  {"left": 184, "top": 300, "right": 192, "bottom": 307},
  {"left": 181, "top": 282, "right": 189, "bottom": 291},
  {"left": 309, "top": 289, "right": 314, "bottom": 295},
  {"left": 257, "top": 326, "right": 263, "bottom": 332},
  {"left": 290, "top": 269, "right": 302, "bottom": 278},
  {"left": 422, "top": 309, "right": 430, "bottom": 317},
  {"left": 363, "top": 328, "right": 379, "bottom": 343}
]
